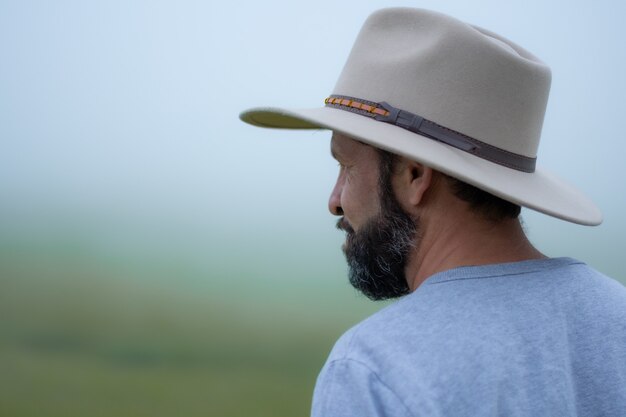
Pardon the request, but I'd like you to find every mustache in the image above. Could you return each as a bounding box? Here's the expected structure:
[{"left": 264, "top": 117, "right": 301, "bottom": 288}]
[{"left": 336, "top": 217, "right": 355, "bottom": 234}]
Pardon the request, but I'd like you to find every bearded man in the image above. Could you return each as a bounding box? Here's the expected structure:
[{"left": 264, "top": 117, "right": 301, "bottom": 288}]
[{"left": 240, "top": 8, "right": 626, "bottom": 417}]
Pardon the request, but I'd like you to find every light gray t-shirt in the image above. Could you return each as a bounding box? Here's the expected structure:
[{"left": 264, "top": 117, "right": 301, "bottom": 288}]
[{"left": 312, "top": 258, "right": 626, "bottom": 417}]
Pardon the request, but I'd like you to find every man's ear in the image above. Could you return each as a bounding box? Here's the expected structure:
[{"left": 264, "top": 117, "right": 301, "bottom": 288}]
[{"left": 395, "top": 159, "right": 434, "bottom": 208}]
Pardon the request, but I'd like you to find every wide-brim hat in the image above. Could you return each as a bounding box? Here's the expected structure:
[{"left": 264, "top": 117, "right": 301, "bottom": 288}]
[{"left": 240, "top": 8, "right": 602, "bottom": 226}]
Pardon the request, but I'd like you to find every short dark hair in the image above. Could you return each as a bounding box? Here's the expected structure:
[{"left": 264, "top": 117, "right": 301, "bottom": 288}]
[
  {"left": 444, "top": 175, "right": 521, "bottom": 221},
  {"left": 376, "top": 148, "right": 520, "bottom": 222}
]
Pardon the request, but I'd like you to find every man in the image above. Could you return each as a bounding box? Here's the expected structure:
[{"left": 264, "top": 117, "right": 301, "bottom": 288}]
[{"left": 240, "top": 8, "right": 626, "bottom": 417}]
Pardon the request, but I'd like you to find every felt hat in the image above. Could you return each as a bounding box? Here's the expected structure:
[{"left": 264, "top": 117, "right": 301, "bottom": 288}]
[{"left": 240, "top": 7, "right": 602, "bottom": 225}]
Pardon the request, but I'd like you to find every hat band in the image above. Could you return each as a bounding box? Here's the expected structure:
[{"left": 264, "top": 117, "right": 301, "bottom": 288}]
[{"left": 324, "top": 95, "right": 536, "bottom": 173}]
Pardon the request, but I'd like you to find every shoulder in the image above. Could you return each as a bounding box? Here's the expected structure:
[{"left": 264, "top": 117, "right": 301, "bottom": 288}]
[
  {"left": 326, "top": 257, "right": 626, "bottom": 366},
  {"left": 312, "top": 300, "right": 435, "bottom": 417},
  {"left": 323, "top": 290, "right": 439, "bottom": 372},
  {"left": 311, "top": 356, "right": 418, "bottom": 417},
  {"left": 324, "top": 296, "right": 418, "bottom": 359},
  {"left": 554, "top": 260, "right": 626, "bottom": 332},
  {"left": 313, "top": 294, "right": 449, "bottom": 416},
  {"left": 314, "top": 258, "right": 626, "bottom": 416}
]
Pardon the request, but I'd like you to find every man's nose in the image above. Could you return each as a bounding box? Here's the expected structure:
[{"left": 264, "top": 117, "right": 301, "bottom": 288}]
[{"left": 328, "top": 180, "right": 344, "bottom": 216}]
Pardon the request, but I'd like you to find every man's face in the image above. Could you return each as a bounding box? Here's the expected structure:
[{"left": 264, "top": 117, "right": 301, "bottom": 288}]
[
  {"left": 329, "top": 133, "right": 418, "bottom": 300},
  {"left": 329, "top": 134, "right": 382, "bottom": 232}
]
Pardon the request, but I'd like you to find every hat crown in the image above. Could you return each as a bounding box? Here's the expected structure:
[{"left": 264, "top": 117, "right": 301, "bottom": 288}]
[{"left": 333, "top": 8, "right": 552, "bottom": 158}]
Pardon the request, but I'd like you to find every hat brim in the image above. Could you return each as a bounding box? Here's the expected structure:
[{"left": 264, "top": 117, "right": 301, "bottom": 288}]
[{"left": 240, "top": 106, "right": 602, "bottom": 226}]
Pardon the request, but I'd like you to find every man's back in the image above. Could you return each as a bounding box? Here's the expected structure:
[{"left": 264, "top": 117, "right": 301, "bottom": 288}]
[{"left": 312, "top": 258, "right": 626, "bottom": 417}]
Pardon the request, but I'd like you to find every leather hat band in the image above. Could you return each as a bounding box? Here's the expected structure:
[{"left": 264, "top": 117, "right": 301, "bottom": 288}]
[{"left": 325, "top": 95, "right": 536, "bottom": 173}]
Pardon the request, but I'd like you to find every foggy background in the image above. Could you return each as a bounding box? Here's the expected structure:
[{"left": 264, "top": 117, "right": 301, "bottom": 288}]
[{"left": 1, "top": 0, "right": 624, "bottom": 416}]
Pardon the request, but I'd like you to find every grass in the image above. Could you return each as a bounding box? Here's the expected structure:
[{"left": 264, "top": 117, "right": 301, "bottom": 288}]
[
  {"left": 1, "top": 222, "right": 623, "bottom": 417},
  {"left": 0, "top": 344, "right": 317, "bottom": 417},
  {"left": 0, "top": 240, "right": 377, "bottom": 417}
]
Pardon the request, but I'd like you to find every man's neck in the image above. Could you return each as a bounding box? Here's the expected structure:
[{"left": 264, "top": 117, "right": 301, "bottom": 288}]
[{"left": 406, "top": 215, "right": 544, "bottom": 291}]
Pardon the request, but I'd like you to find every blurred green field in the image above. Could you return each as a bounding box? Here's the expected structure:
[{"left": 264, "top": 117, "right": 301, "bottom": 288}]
[
  {"left": 0, "top": 237, "right": 380, "bottom": 417},
  {"left": 1, "top": 218, "right": 622, "bottom": 417}
]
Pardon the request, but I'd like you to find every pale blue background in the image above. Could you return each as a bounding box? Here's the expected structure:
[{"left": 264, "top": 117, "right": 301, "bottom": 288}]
[{"left": 1, "top": 0, "right": 624, "bottom": 306}]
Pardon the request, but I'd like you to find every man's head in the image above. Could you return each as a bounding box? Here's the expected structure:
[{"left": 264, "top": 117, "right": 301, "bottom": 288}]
[{"left": 330, "top": 132, "right": 524, "bottom": 300}]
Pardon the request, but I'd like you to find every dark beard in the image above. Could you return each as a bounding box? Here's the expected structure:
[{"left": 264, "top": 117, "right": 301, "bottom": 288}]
[{"left": 337, "top": 192, "right": 418, "bottom": 301}]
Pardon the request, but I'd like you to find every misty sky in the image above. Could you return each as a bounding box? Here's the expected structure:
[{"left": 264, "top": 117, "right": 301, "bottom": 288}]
[{"left": 1, "top": 0, "right": 624, "bottom": 281}]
